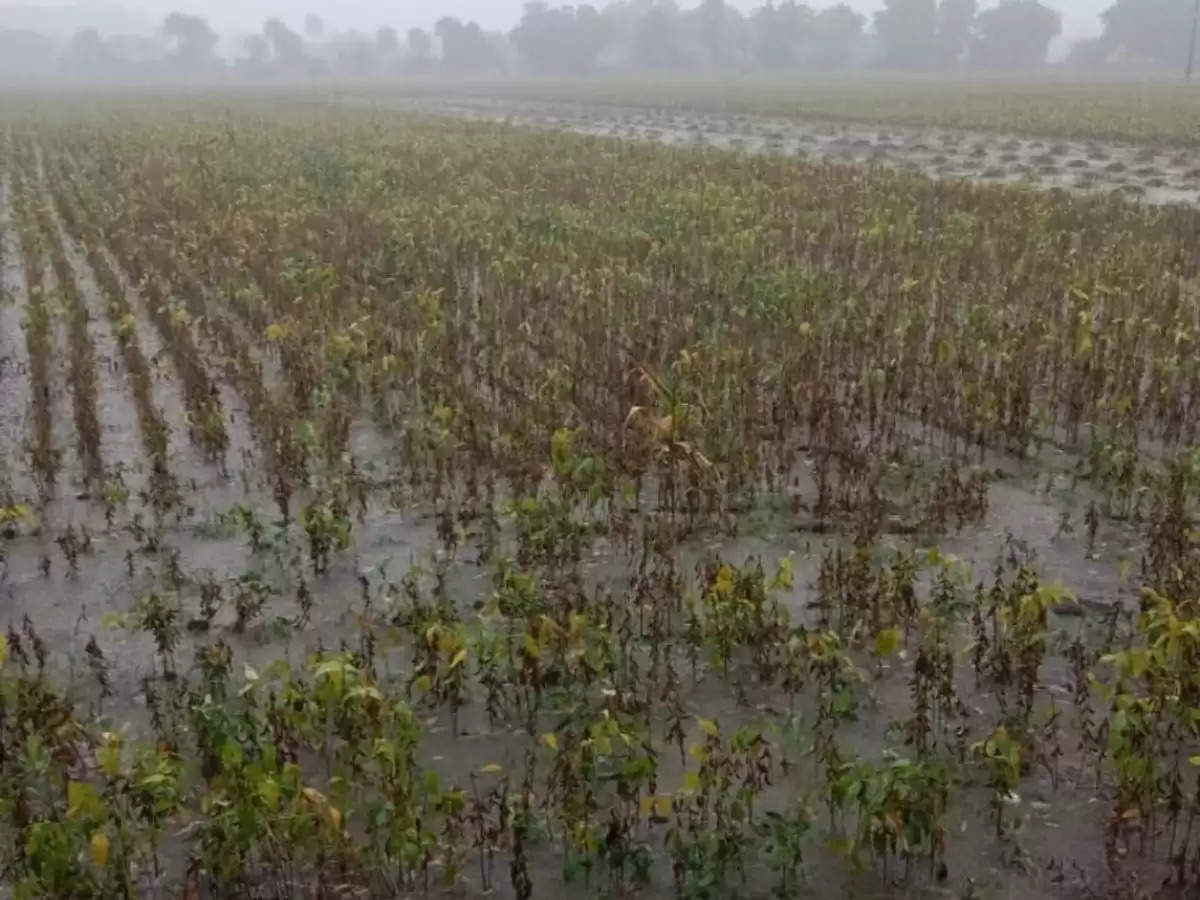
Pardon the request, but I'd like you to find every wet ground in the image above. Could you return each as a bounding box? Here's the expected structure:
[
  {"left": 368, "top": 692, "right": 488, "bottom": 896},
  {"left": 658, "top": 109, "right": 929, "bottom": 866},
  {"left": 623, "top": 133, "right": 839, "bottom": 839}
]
[
  {"left": 357, "top": 94, "right": 1200, "bottom": 209},
  {"left": 0, "top": 122, "right": 1177, "bottom": 898}
]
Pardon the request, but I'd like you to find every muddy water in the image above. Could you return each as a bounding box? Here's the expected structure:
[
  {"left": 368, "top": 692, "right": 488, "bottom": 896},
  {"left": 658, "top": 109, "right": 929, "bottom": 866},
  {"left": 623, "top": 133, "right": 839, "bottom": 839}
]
[
  {"left": 359, "top": 94, "right": 1200, "bottom": 209},
  {"left": 88, "top": 240, "right": 253, "bottom": 519},
  {"left": 0, "top": 110, "right": 1172, "bottom": 898},
  {"left": 2, "top": 427, "right": 1140, "bottom": 898},
  {"left": 45, "top": 194, "right": 149, "bottom": 503},
  {"left": 0, "top": 171, "right": 35, "bottom": 504},
  {"left": 39, "top": 257, "right": 100, "bottom": 533}
]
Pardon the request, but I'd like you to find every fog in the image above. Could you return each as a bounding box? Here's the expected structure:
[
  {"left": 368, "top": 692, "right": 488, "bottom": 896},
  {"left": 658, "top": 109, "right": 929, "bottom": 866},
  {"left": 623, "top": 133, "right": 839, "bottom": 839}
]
[
  {"left": 0, "top": 0, "right": 1189, "bottom": 83},
  {"left": 0, "top": 0, "right": 1111, "bottom": 36}
]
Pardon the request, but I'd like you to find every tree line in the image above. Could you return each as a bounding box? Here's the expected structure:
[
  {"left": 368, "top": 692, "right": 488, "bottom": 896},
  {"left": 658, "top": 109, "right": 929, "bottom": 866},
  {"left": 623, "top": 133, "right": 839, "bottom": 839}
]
[{"left": 0, "top": 0, "right": 1194, "bottom": 82}]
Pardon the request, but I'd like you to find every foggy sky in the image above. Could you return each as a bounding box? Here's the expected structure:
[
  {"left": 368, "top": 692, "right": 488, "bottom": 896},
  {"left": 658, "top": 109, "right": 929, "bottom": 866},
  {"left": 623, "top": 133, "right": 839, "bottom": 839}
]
[{"left": 3, "top": 0, "right": 1111, "bottom": 40}]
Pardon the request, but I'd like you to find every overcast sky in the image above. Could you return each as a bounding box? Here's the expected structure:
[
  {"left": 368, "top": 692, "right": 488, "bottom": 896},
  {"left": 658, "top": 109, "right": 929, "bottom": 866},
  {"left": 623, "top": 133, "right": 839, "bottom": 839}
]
[{"left": 4, "top": 0, "right": 1112, "bottom": 40}]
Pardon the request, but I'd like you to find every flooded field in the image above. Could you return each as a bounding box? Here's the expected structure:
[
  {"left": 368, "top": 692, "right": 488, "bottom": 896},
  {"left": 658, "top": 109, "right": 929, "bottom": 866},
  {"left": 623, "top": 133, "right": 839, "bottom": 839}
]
[
  {"left": 0, "top": 97, "right": 1195, "bottom": 899},
  {"left": 365, "top": 93, "right": 1200, "bottom": 208}
]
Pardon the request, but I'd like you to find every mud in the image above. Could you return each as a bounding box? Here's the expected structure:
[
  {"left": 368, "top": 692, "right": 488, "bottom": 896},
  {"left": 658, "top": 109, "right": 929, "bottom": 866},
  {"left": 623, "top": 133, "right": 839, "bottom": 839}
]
[{"left": 0, "top": 171, "right": 35, "bottom": 503}]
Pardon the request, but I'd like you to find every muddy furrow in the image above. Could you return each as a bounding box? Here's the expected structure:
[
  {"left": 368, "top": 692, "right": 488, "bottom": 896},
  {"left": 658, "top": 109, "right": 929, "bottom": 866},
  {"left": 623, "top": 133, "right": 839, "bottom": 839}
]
[
  {"left": 140, "top": 237, "right": 268, "bottom": 479},
  {"left": 45, "top": 162, "right": 207, "bottom": 509},
  {"left": 0, "top": 168, "right": 37, "bottom": 504},
  {"left": 7, "top": 157, "right": 62, "bottom": 509},
  {"left": 40, "top": 185, "right": 150, "bottom": 502},
  {"left": 56, "top": 150, "right": 235, "bottom": 464},
  {"left": 23, "top": 145, "right": 104, "bottom": 494},
  {"left": 89, "top": 239, "right": 242, "bottom": 508},
  {"left": 37, "top": 255, "right": 97, "bottom": 531},
  {"left": 54, "top": 150, "right": 262, "bottom": 517}
]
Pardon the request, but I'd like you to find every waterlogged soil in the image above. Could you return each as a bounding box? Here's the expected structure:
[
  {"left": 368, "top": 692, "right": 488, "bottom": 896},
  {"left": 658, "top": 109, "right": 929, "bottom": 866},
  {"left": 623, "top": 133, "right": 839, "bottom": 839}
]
[
  {"left": 0, "top": 134, "right": 1166, "bottom": 900},
  {"left": 362, "top": 94, "right": 1200, "bottom": 209},
  {"left": 0, "top": 422, "right": 1146, "bottom": 899},
  {"left": 0, "top": 171, "right": 35, "bottom": 503}
]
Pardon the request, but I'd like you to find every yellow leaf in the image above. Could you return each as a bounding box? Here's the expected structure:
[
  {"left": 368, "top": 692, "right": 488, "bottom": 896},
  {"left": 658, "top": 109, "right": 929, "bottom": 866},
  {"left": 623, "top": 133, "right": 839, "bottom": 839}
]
[
  {"left": 713, "top": 566, "right": 734, "bottom": 598},
  {"left": 98, "top": 736, "right": 122, "bottom": 778},
  {"left": 640, "top": 794, "right": 672, "bottom": 819},
  {"left": 302, "top": 786, "right": 328, "bottom": 807},
  {"left": 696, "top": 716, "right": 719, "bottom": 737},
  {"left": 479, "top": 763, "right": 504, "bottom": 774},
  {"left": 874, "top": 627, "right": 902, "bottom": 659},
  {"left": 89, "top": 829, "right": 109, "bottom": 868},
  {"left": 449, "top": 648, "right": 468, "bottom": 669},
  {"left": 1119, "top": 558, "right": 1134, "bottom": 583},
  {"left": 540, "top": 733, "right": 558, "bottom": 752}
]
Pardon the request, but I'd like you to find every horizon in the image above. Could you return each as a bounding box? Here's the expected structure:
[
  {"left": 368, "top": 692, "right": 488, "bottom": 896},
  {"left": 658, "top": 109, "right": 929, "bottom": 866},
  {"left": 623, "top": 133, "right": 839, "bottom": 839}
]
[{"left": 0, "top": 0, "right": 1110, "bottom": 42}]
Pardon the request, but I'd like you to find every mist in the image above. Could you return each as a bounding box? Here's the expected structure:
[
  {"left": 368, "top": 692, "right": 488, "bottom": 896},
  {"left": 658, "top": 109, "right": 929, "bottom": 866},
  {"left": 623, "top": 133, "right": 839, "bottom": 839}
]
[
  {"left": 0, "top": 0, "right": 1189, "bottom": 84},
  {"left": 0, "top": 0, "right": 1113, "bottom": 36}
]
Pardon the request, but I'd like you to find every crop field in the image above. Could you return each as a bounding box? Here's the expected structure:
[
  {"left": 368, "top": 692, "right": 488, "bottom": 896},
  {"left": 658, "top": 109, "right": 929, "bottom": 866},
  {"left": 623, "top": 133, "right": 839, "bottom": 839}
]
[
  {"left": 358, "top": 77, "right": 1200, "bottom": 147},
  {"left": 374, "top": 92, "right": 1200, "bottom": 208},
  {"left": 0, "top": 93, "right": 1196, "bottom": 899}
]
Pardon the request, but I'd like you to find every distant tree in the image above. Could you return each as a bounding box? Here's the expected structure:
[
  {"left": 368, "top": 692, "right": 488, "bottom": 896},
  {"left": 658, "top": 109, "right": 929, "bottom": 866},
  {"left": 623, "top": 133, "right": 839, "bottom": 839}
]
[
  {"left": 1095, "top": 0, "right": 1195, "bottom": 69},
  {"left": 62, "top": 27, "right": 114, "bottom": 76},
  {"left": 404, "top": 27, "right": 433, "bottom": 71},
  {"left": 237, "top": 33, "right": 271, "bottom": 77},
  {"left": 510, "top": 3, "right": 612, "bottom": 73},
  {"left": 408, "top": 27, "right": 433, "bottom": 58},
  {"left": 107, "top": 33, "right": 167, "bottom": 69},
  {"left": 264, "top": 18, "right": 307, "bottom": 68},
  {"left": 630, "top": 2, "right": 692, "bottom": 70},
  {"left": 752, "top": 1, "right": 816, "bottom": 69},
  {"left": 304, "top": 14, "right": 325, "bottom": 38},
  {"left": 376, "top": 26, "right": 400, "bottom": 56},
  {"left": 874, "top": 0, "right": 938, "bottom": 68},
  {"left": 696, "top": 0, "right": 733, "bottom": 66},
  {"left": 970, "top": 0, "right": 1059, "bottom": 67},
  {"left": 936, "top": 0, "right": 977, "bottom": 65},
  {"left": 808, "top": 3, "right": 864, "bottom": 66},
  {"left": 574, "top": 5, "right": 613, "bottom": 66},
  {"left": 162, "top": 12, "right": 220, "bottom": 73},
  {"left": 335, "top": 32, "right": 377, "bottom": 76},
  {"left": 435, "top": 17, "right": 503, "bottom": 72},
  {"left": 1064, "top": 35, "right": 1110, "bottom": 68}
]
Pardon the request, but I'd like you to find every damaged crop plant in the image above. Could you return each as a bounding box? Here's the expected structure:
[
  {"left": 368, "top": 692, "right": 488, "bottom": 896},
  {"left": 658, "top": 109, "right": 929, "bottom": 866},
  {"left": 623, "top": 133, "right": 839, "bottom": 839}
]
[{"left": 0, "top": 93, "right": 1196, "bottom": 899}]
